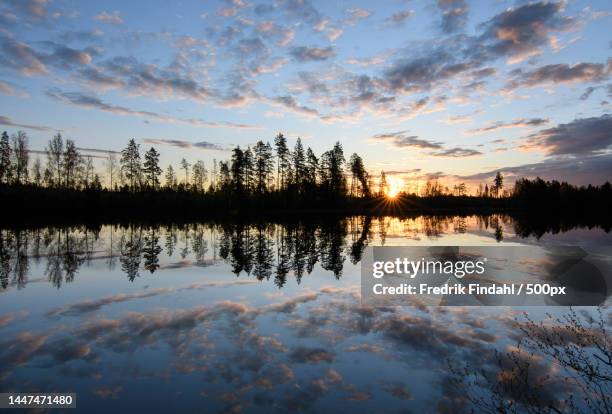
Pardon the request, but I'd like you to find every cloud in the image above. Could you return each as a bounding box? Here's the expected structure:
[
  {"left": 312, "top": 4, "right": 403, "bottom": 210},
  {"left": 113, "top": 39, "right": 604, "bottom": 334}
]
[
  {"left": 505, "top": 61, "right": 611, "bottom": 90},
  {"left": 430, "top": 147, "right": 482, "bottom": 157},
  {"left": 94, "top": 10, "right": 123, "bottom": 25},
  {"left": 343, "top": 8, "right": 371, "bottom": 26},
  {"left": 384, "top": 10, "right": 414, "bottom": 27},
  {"left": 459, "top": 153, "right": 612, "bottom": 186},
  {"left": 477, "top": 1, "right": 577, "bottom": 64},
  {"left": 0, "top": 81, "right": 15, "bottom": 95},
  {"left": 372, "top": 131, "right": 443, "bottom": 149},
  {"left": 289, "top": 347, "right": 335, "bottom": 363},
  {"left": 0, "top": 115, "right": 53, "bottom": 131},
  {"left": 267, "top": 95, "right": 319, "bottom": 117},
  {"left": 468, "top": 118, "right": 549, "bottom": 134},
  {"left": 437, "top": 0, "right": 468, "bottom": 33},
  {"left": 289, "top": 46, "right": 335, "bottom": 62},
  {"left": 141, "top": 139, "right": 230, "bottom": 151},
  {"left": 0, "top": 34, "right": 47, "bottom": 76},
  {"left": 46, "top": 89, "right": 258, "bottom": 130},
  {"left": 3, "top": 0, "right": 48, "bottom": 20},
  {"left": 521, "top": 114, "right": 612, "bottom": 156}
]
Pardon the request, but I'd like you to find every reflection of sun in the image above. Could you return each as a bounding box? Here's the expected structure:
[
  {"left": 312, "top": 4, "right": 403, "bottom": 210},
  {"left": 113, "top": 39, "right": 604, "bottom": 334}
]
[{"left": 386, "top": 177, "right": 404, "bottom": 198}]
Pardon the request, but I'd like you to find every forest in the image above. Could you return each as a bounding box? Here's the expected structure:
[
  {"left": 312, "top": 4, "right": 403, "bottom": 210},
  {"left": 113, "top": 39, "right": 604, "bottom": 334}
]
[{"left": 0, "top": 129, "right": 611, "bottom": 222}]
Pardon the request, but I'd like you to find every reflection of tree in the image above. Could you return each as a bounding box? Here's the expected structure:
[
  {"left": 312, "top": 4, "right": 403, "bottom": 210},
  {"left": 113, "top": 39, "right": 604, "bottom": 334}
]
[
  {"left": 318, "top": 220, "right": 347, "bottom": 278},
  {"left": 2, "top": 214, "right": 601, "bottom": 289},
  {"left": 143, "top": 228, "right": 161, "bottom": 273},
  {"left": 450, "top": 308, "right": 611, "bottom": 414},
  {"left": 252, "top": 223, "right": 273, "bottom": 281},
  {"left": 120, "top": 226, "right": 143, "bottom": 281},
  {"left": 349, "top": 216, "right": 371, "bottom": 264}
]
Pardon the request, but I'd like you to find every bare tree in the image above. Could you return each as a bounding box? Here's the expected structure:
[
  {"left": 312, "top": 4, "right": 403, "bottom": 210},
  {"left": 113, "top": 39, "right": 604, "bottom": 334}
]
[{"left": 450, "top": 308, "right": 611, "bottom": 414}]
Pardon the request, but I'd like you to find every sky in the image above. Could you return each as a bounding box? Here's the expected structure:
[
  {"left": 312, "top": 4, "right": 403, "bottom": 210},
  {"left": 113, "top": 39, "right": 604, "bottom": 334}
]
[{"left": 0, "top": 0, "right": 610, "bottom": 190}]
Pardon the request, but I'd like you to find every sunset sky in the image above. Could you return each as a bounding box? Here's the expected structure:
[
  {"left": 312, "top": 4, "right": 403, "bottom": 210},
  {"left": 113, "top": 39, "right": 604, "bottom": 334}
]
[{"left": 0, "top": 0, "right": 610, "bottom": 190}]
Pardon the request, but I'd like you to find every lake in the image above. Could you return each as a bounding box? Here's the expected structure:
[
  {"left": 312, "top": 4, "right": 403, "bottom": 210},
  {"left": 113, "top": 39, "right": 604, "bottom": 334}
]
[{"left": 1, "top": 215, "right": 611, "bottom": 413}]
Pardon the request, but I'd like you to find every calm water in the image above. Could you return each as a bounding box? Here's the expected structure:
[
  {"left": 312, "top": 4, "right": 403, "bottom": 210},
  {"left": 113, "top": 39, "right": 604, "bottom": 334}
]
[{"left": 1, "top": 215, "right": 611, "bottom": 413}]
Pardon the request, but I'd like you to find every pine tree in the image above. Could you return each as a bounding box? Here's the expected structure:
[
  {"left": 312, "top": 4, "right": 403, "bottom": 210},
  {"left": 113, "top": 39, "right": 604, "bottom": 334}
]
[
  {"left": 32, "top": 157, "right": 42, "bottom": 186},
  {"left": 244, "top": 147, "right": 254, "bottom": 193},
  {"left": 143, "top": 147, "right": 162, "bottom": 189},
  {"left": 293, "top": 137, "right": 305, "bottom": 189},
  {"left": 165, "top": 165, "right": 177, "bottom": 189},
  {"left": 253, "top": 141, "right": 274, "bottom": 194},
  {"left": 0, "top": 131, "right": 11, "bottom": 184},
  {"left": 46, "top": 133, "right": 64, "bottom": 187},
  {"left": 493, "top": 172, "right": 504, "bottom": 198},
  {"left": 191, "top": 160, "right": 207, "bottom": 192},
  {"left": 11, "top": 131, "right": 29, "bottom": 184},
  {"left": 305, "top": 147, "right": 318, "bottom": 187},
  {"left": 274, "top": 133, "right": 290, "bottom": 190},
  {"left": 379, "top": 171, "right": 388, "bottom": 196},
  {"left": 63, "top": 140, "right": 82, "bottom": 189},
  {"left": 230, "top": 146, "right": 245, "bottom": 193},
  {"left": 121, "top": 139, "right": 141, "bottom": 191},
  {"left": 180, "top": 158, "right": 190, "bottom": 187}
]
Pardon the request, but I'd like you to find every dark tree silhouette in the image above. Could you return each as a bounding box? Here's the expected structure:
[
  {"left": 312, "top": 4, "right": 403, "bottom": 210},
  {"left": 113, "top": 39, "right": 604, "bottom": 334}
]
[
  {"left": 0, "top": 131, "right": 12, "bottom": 184},
  {"left": 143, "top": 147, "right": 162, "bottom": 189},
  {"left": 121, "top": 139, "right": 142, "bottom": 191}
]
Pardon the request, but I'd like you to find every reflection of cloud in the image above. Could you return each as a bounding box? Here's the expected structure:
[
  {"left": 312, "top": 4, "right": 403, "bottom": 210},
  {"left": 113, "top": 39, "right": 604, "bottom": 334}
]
[{"left": 289, "top": 347, "right": 335, "bottom": 363}]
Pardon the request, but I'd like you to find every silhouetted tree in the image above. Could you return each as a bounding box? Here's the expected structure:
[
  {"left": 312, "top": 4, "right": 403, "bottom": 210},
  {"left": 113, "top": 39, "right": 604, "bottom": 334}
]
[
  {"left": 0, "top": 131, "right": 12, "bottom": 184},
  {"left": 292, "top": 137, "right": 305, "bottom": 190},
  {"left": 349, "top": 153, "right": 369, "bottom": 197},
  {"left": 11, "top": 131, "right": 29, "bottom": 184},
  {"left": 46, "top": 133, "right": 64, "bottom": 187},
  {"left": 165, "top": 165, "right": 177, "bottom": 189},
  {"left": 253, "top": 140, "right": 274, "bottom": 194},
  {"left": 180, "top": 158, "right": 190, "bottom": 187},
  {"left": 305, "top": 147, "right": 318, "bottom": 187},
  {"left": 31, "top": 157, "right": 42, "bottom": 186},
  {"left": 143, "top": 147, "right": 162, "bottom": 189},
  {"left": 243, "top": 147, "right": 254, "bottom": 192},
  {"left": 378, "top": 171, "right": 388, "bottom": 196},
  {"left": 274, "top": 133, "right": 291, "bottom": 190},
  {"left": 320, "top": 142, "right": 346, "bottom": 195},
  {"left": 121, "top": 139, "right": 141, "bottom": 191},
  {"left": 63, "top": 140, "right": 82, "bottom": 189},
  {"left": 493, "top": 171, "right": 504, "bottom": 197},
  {"left": 192, "top": 160, "right": 207, "bottom": 192},
  {"left": 230, "top": 146, "right": 245, "bottom": 194}
]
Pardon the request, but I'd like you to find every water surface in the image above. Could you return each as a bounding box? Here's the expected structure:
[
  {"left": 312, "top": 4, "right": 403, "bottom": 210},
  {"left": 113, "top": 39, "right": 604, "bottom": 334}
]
[{"left": 1, "top": 215, "right": 610, "bottom": 413}]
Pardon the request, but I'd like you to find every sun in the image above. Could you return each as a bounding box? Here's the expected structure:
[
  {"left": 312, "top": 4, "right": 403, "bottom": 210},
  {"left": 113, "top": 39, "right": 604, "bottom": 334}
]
[{"left": 386, "top": 177, "right": 404, "bottom": 198}]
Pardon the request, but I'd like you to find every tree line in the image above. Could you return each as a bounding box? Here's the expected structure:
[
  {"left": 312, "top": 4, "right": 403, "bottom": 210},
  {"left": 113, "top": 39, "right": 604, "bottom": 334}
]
[
  {"left": 0, "top": 130, "right": 376, "bottom": 198},
  {"left": 1, "top": 129, "right": 611, "bottom": 217}
]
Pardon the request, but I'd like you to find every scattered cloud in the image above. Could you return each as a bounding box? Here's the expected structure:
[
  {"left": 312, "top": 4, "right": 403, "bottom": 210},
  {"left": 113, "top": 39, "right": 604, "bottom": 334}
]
[
  {"left": 0, "top": 115, "right": 54, "bottom": 131},
  {"left": 289, "top": 46, "right": 335, "bottom": 62},
  {"left": 372, "top": 131, "right": 443, "bottom": 149},
  {"left": 521, "top": 114, "right": 612, "bottom": 156},
  {"left": 141, "top": 139, "right": 230, "bottom": 151},
  {"left": 429, "top": 147, "right": 482, "bottom": 157},
  {"left": 436, "top": 0, "right": 468, "bottom": 33},
  {"left": 94, "top": 10, "right": 123, "bottom": 25},
  {"left": 505, "top": 61, "right": 611, "bottom": 91},
  {"left": 46, "top": 89, "right": 258, "bottom": 130},
  {"left": 468, "top": 118, "right": 549, "bottom": 134},
  {"left": 384, "top": 10, "right": 414, "bottom": 27}
]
